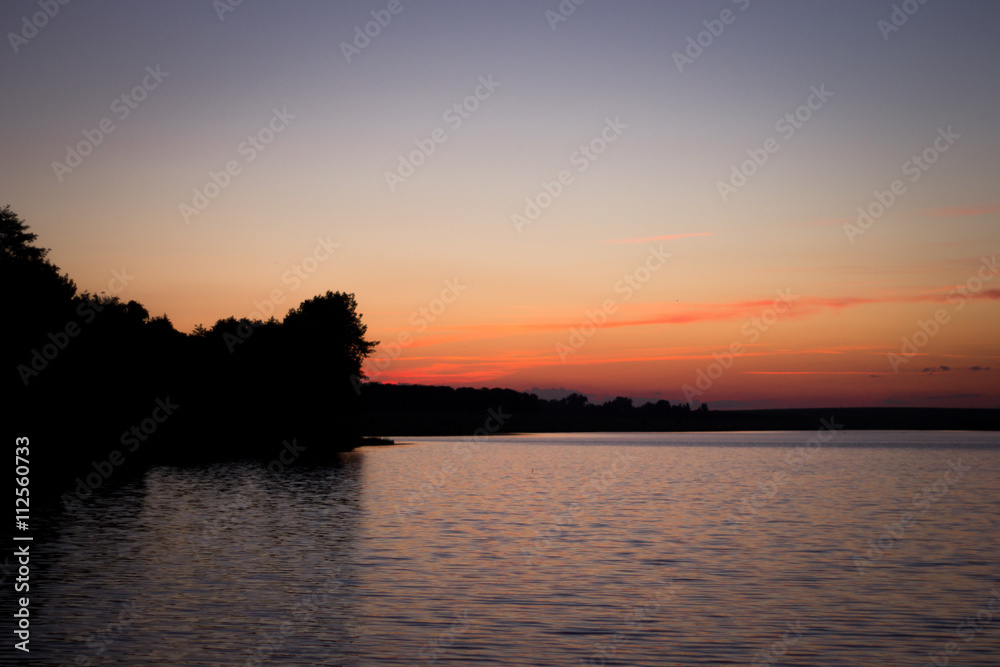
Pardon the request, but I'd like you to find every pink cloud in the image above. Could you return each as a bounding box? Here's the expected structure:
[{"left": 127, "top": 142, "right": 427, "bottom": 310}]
[
  {"left": 921, "top": 202, "right": 1000, "bottom": 218},
  {"left": 375, "top": 289, "right": 1000, "bottom": 351},
  {"left": 560, "top": 290, "right": 999, "bottom": 331}
]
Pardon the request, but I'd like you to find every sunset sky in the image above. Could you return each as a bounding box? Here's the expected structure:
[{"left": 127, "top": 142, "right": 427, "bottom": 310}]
[{"left": 3, "top": 0, "right": 998, "bottom": 408}]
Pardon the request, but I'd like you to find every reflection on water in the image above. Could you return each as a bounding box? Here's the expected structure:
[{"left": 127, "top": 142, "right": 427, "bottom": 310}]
[
  {"left": 35, "top": 457, "right": 365, "bottom": 666},
  {"left": 34, "top": 432, "right": 1000, "bottom": 666}
]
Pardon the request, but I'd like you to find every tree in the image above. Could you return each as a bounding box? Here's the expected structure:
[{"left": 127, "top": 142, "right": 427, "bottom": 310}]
[
  {"left": 603, "top": 396, "right": 634, "bottom": 417},
  {"left": 2, "top": 206, "right": 79, "bottom": 391},
  {"left": 283, "top": 290, "right": 378, "bottom": 380},
  {"left": 1, "top": 205, "right": 78, "bottom": 328},
  {"left": 560, "top": 393, "right": 590, "bottom": 411},
  {"left": 7, "top": 205, "right": 382, "bottom": 471}
]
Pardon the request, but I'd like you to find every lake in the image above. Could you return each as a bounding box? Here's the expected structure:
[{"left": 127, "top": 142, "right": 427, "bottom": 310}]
[{"left": 32, "top": 431, "right": 1000, "bottom": 666}]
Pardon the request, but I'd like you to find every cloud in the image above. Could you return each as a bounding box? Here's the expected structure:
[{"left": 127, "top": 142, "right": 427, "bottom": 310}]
[
  {"left": 602, "top": 232, "right": 713, "bottom": 245},
  {"left": 970, "top": 366, "right": 992, "bottom": 371},
  {"left": 921, "top": 365, "right": 951, "bottom": 373},
  {"left": 742, "top": 370, "right": 879, "bottom": 375},
  {"left": 921, "top": 202, "right": 1000, "bottom": 218},
  {"left": 588, "top": 289, "right": 998, "bottom": 331},
  {"left": 399, "top": 289, "right": 1000, "bottom": 349}
]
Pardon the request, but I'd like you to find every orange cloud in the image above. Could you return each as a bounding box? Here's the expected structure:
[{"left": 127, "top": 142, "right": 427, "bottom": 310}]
[{"left": 368, "top": 289, "right": 1000, "bottom": 357}]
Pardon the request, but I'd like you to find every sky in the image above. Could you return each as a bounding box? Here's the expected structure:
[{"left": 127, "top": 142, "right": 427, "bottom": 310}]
[{"left": 2, "top": 0, "right": 998, "bottom": 409}]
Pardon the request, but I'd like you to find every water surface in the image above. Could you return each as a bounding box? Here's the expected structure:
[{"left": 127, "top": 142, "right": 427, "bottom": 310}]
[{"left": 33, "top": 431, "right": 1000, "bottom": 666}]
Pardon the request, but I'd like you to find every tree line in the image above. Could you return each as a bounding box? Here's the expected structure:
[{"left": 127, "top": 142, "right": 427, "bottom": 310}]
[{"left": 3, "top": 205, "right": 377, "bottom": 493}]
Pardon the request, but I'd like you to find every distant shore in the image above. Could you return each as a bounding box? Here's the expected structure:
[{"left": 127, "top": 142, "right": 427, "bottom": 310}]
[{"left": 358, "top": 386, "right": 999, "bottom": 437}]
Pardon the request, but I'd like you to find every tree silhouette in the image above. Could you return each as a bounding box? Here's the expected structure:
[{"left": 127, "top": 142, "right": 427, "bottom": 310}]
[
  {"left": 1, "top": 205, "right": 78, "bottom": 365},
  {"left": 5, "top": 204, "right": 380, "bottom": 490},
  {"left": 280, "top": 290, "right": 378, "bottom": 445},
  {"left": 283, "top": 291, "right": 377, "bottom": 377}
]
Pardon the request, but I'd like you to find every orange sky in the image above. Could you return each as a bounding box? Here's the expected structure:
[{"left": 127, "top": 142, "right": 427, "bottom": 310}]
[{"left": 4, "top": 2, "right": 998, "bottom": 408}]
